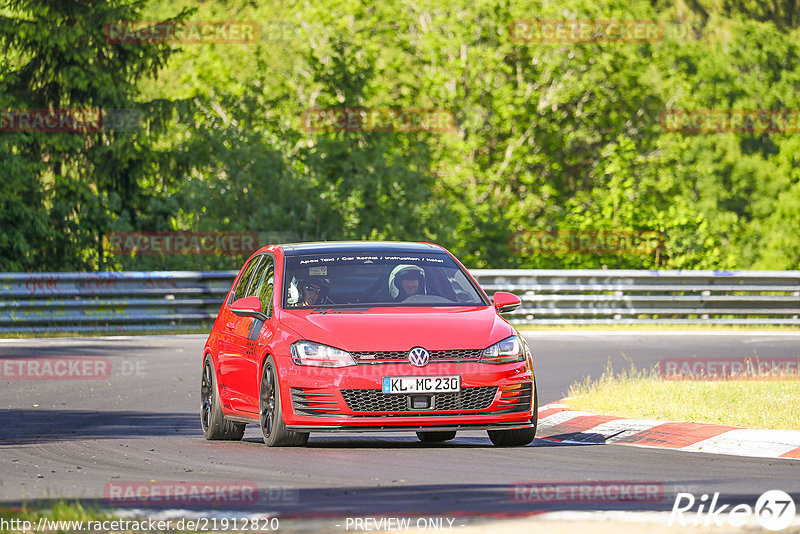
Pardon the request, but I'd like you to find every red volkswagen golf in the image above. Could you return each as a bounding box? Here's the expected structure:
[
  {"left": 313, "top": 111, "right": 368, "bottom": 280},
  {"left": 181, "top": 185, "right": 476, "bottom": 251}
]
[{"left": 201, "top": 242, "right": 537, "bottom": 447}]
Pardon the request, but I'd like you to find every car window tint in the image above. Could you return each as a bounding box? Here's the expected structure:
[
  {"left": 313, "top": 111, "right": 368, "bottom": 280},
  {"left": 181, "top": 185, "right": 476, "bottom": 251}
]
[
  {"left": 233, "top": 256, "right": 262, "bottom": 303},
  {"left": 282, "top": 253, "right": 486, "bottom": 307},
  {"left": 248, "top": 256, "right": 275, "bottom": 315},
  {"left": 448, "top": 268, "right": 478, "bottom": 303}
]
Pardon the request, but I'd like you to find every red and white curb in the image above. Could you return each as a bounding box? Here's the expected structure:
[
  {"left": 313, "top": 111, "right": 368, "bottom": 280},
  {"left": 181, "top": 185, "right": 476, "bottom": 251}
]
[{"left": 537, "top": 402, "right": 800, "bottom": 460}]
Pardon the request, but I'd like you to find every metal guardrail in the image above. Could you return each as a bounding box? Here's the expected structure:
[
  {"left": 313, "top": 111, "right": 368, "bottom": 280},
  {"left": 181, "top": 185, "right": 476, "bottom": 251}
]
[
  {"left": 1, "top": 270, "right": 799, "bottom": 333},
  {"left": 0, "top": 271, "right": 236, "bottom": 334},
  {"left": 478, "top": 270, "right": 800, "bottom": 325}
]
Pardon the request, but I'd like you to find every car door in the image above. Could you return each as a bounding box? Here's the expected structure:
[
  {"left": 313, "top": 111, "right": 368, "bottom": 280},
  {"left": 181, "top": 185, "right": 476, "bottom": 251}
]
[
  {"left": 238, "top": 255, "right": 277, "bottom": 410},
  {"left": 223, "top": 254, "right": 276, "bottom": 414},
  {"left": 218, "top": 255, "right": 263, "bottom": 411}
]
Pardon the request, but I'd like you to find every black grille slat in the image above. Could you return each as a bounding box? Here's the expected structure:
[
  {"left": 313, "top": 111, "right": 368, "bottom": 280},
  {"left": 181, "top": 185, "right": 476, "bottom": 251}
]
[
  {"left": 493, "top": 383, "right": 533, "bottom": 413},
  {"left": 291, "top": 387, "right": 342, "bottom": 417},
  {"left": 341, "top": 386, "right": 497, "bottom": 413},
  {"left": 429, "top": 349, "right": 483, "bottom": 360},
  {"left": 352, "top": 349, "right": 483, "bottom": 363}
]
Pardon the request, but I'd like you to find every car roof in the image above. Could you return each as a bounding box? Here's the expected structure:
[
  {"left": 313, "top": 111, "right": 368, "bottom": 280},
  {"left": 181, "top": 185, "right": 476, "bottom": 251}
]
[{"left": 279, "top": 241, "right": 445, "bottom": 256}]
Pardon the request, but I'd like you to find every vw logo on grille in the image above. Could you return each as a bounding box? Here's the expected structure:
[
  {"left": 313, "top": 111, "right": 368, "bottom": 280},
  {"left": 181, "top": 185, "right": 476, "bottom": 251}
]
[{"left": 408, "top": 347, "right": 430, "bottom": 367}]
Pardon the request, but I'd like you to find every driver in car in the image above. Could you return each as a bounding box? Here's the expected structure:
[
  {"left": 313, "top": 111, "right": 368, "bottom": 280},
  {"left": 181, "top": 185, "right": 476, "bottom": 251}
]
[
  {"left": 389, "top": 265, "right": 426, "bottom": 301},
  {"left": 297, "top": 277, "right": 331, "bottom": 306}
]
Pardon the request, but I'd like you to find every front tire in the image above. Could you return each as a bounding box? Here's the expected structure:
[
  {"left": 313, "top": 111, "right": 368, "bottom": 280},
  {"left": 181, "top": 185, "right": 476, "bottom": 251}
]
[
  {"left": 259, "top": 356, "right": 309, "bottom": 447},
  {"left": 201, "top": 356, "right": 245, "bottom": 440},
  {"left": 487, "top": 385, "right": 538, "bottom": 447},
  {"left": 416, "top": 431, "right": 457, "bottom": 443}
]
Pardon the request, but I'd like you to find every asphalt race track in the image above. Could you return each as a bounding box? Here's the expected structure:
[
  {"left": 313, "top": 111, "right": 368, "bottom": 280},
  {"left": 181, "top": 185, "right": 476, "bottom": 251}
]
[{"left": 1, "top": 332, "right": 799, "bottom": 521}]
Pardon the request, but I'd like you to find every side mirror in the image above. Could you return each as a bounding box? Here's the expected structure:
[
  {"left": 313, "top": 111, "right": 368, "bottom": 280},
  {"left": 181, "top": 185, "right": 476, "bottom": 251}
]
[
  {"left": 493, "top": 291, "right": 521, "bottom": 314},
  {"left": 231, "top": 296, "right": 267, "bottom": 321}
]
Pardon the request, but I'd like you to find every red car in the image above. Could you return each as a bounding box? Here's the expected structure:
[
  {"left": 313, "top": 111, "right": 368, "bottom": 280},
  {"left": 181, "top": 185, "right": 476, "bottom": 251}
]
[{"left": 201, "top": 242, "right": 537, "bottom": 446}]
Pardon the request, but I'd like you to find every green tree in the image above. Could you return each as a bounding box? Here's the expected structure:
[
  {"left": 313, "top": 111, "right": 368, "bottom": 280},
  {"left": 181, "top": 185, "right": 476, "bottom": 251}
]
[{"left": 0, "top": 0, "right": 189, "bottom": 270}]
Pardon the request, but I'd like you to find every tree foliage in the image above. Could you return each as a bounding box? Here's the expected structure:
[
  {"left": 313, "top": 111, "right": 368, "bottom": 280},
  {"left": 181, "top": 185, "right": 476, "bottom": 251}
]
[{"left": 2, "top": 0, "right": 799, "bottom": 271}]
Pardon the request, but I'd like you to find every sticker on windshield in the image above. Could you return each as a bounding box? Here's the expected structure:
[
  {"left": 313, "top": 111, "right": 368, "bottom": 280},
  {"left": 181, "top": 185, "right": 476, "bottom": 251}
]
[{"left": 309, "top": 266, "right": 327, "bottom": 275}]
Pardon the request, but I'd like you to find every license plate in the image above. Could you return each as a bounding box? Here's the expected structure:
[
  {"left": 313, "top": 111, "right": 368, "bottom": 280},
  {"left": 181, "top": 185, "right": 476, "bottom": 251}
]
[{"left": 382, "top": 375, "right": 461, "bottom": 394}]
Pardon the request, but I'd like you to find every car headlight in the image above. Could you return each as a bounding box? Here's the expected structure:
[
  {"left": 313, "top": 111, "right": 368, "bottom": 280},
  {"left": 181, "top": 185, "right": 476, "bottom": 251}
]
[
  {"left": 480, "top": 336, "right": 524, "bottom": 364},
  {"left": 291, "top": 341, "right": 356, "bottom": 368}
]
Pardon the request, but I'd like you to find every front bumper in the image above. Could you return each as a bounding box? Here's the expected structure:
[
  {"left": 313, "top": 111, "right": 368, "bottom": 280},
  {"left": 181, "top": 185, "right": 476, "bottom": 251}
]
[
  {"left": 285, "top": 421, "right": 535, "bottom": 432},
  {"left": 280, "top": 360, "right": 535, "bottom": 428}
]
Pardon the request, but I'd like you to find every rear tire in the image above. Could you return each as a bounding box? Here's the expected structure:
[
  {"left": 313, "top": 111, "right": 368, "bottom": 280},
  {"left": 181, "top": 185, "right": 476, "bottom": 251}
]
[
  {"left": 416, "top": 431, "right": 457, "bottom": 443},
  {"left": 259, "top": 356, "right": 309, "bottom": 447},
  {"left": 487, "top": 384, "right": 538, "bottom": 447},
  {"left": 200, "top": 356, "right": 245, "bottom": 441}
]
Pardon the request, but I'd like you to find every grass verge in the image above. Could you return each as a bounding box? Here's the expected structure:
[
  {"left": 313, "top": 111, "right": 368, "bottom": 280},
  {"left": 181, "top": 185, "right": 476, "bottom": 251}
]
[
  {"left": 0, "top": 501, "right": 286, "bottom": 533},
  {"left": 0, "top": 501, "right": 114, "bottom": 530},
  {"left": 564, "top": 362, "right": 800, "bottom": 430}
]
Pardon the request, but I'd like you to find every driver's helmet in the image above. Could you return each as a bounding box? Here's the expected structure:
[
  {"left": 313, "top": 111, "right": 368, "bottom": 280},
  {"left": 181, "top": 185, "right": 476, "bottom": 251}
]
[
  {"left": 298, "top": 276, "right": 330, "bottom": 301},
  {"left": 388, "top": 265, "right": 426, "bottom": 299}
]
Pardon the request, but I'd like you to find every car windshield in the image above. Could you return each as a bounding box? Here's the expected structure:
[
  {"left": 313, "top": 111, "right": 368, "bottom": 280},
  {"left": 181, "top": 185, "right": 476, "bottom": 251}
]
[{"left": 283, "top": 252, "right": 487, "bottom": 308}]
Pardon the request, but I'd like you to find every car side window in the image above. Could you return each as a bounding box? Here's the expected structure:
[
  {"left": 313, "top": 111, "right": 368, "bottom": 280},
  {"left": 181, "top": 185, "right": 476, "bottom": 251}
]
[
  {"left": 247, "top": 255, "right": 275, "bottom": 316},
  {"left": 231, "top": 256, "right": 263, "bottom": 304}
]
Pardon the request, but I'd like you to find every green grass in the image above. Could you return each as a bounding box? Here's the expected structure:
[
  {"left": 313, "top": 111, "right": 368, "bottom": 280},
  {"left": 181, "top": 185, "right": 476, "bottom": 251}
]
[
  {"left": 565, "top": 362, "right": 800, "bottom": 430},
  {"left": 0, "top": 501, "right": 113, "bottom": 532}
]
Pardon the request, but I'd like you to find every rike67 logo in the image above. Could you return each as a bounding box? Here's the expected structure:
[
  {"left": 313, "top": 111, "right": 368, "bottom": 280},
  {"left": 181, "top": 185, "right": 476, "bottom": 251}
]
[{"left": 670, "top": 490, "right": 796, "bottom": 531}]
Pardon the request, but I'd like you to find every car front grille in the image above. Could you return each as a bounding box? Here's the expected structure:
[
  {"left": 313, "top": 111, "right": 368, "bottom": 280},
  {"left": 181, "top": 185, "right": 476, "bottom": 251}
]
[
  {"left": 351, "top": 349, "right": 483, "bottom": 363},
  {"left": 340, "top": 386, "right": 497, "bottom": 412}
]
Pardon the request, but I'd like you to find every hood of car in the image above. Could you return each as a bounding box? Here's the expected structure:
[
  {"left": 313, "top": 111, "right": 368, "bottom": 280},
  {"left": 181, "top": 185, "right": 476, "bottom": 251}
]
[{"left": 279, "top": 305, "right": 515, "bottom": 352}]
